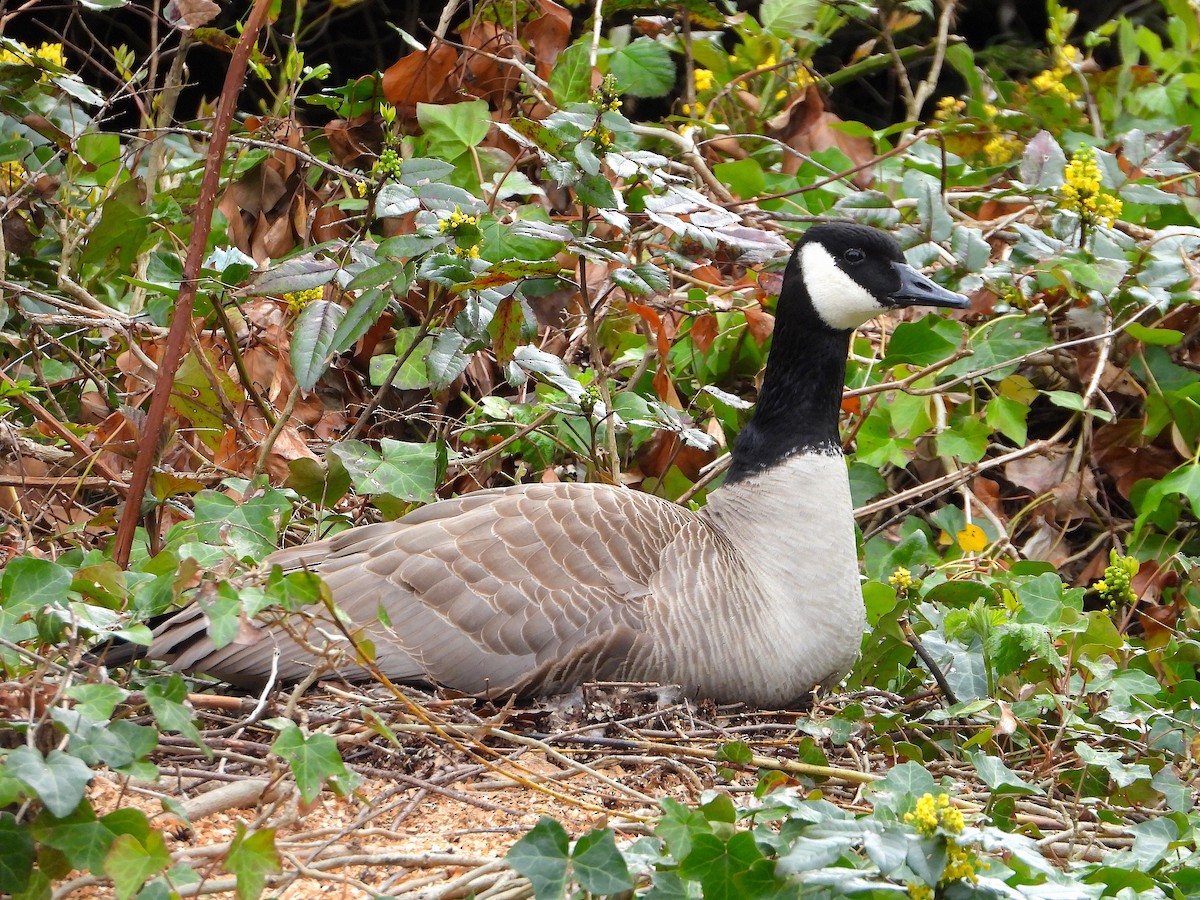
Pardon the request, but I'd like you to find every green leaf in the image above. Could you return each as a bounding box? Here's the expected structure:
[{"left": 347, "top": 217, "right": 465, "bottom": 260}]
[
  {"left": 712, "top": 159, "right": 765, "bottom": 199},
  {"left": 936, "top": 416, "right": 991, "bottom": 463},
  {"left": 678, "top": 831, "right": 763, "bottom": 900},
  {"left": 330, "top": 438, "right": 442, "bottom": 504},
  {"left": 0, "top": 812, "right": 34, "bottom": 893},
  {"left": 548, "top": 42, "right": 592, "bottom": 106},
  {"left": 241, "top": 254, "right": 339, "bottom": 296},
  {"left": 1020, "top": 130, "right": 1065, "bottom": 188},
  {"left": 944, "top": 315, "right": 1052, "bottom": 381},
  {"left": 328, "top": 286, "right": 395, "bottom": 362},
  {"left": 1042, "top": 389, "right": 1114, "bottom": 421},
  {"left": 571, "top": 828, "right": 633, "bottom": 895},
  {"left": 5, "top": 747, "right": 92, "bottom": 817},
  {"left": 760, "top": 0, "right": 821, "bottom": 39},
  {"left": 417, "top": 100, "right": 491, "bottom": 160},
  {"left": 144, "top": 675, "right": 210, "bottom": 756},
  {"left": 1, "top": 556, "right": 72, "bottom": 617},
  {"left": 884, "top": 317, "right": 963, "bottom": 368},
  {"left": 271, "top": 723, "right": 358, "bottom": 804},
  {"left": 225, "top": 823, "right": 282, "bottom": 900},
  {"left": 608, "top": 37, "right": 675, "bottom": 98},
  {"left": 290, "top": 299, "right": 346, "bottom": 391},
  {"left": 104, "top": 830, "right": 170, "bottom": 900},
  {"left": 506, "top": 817, "right": 570, "bottom": 900},
  {"left": 969, "top": 751, "right": 1041, "bottom": 795},
  {"left": 1125, "top": 321, "right": 1184, "bottom": 346},
  {"left": 986, "top": 395, "right": 1029, "bottom": 445}
]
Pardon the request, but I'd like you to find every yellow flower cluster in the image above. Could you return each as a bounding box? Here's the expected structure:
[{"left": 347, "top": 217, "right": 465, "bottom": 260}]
[
  {"left": 0, "top": 160, "right": 27, "bottom": 195},
  {"left": 888, "top": 566, "right": 915, "bottom": 598},
  {"left": 283, "top": 286, "right": 323, "bottom": 314},
  {"left": 0, "top": 41, "right": 65, "bottom": 68},
  {"left": 1059, "top": 146, "right": 1122, "bottom": 227},
  {"left": 904, "top": 793, "right": 984, "bottom": 891},
  {"left": 934, "top": 95, "right": 965, "bottom": 121},
  {"left": 452, "top": 243, "right": 481, "bottom": 259},
  {"left": 438, "top": 207, "right": 479, "bottom": 233},
  {"left": 1031, "top": 44, "right": 1081, "bottom": 102},
  {"left": 693, "top": 68, "right": 715, "bottom": 93},
  {"left": 984, "top": 134, "right": 1023, "bottom": 165},
  {"left": 582, "top": 124, "right": 615, "bottom": 149}
]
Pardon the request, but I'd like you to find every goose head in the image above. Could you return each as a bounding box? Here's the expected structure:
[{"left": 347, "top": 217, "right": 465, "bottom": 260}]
[{"left": 783, "top": 222, "right": 970, "bottom": 331}]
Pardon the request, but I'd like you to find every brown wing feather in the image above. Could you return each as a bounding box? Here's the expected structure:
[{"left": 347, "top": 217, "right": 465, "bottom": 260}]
[{"left": 147, "top": 483, "right": 694, "bottom": 694}]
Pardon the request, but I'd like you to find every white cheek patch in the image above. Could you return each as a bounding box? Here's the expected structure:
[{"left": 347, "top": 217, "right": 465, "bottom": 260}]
[{"left": 800, "top": 243, "right": 885, "bottom": 330}]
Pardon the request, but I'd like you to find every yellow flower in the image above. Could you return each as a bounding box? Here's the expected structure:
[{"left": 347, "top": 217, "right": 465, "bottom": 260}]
[
  {"left": 0, "top": 160, "right": 27, "bottom": 195},
  {"left": 933, "top": 95, "right": 965, "bottom": 122},
  {"left": 0, "top": 41, "right": 65, "bottom": 78},
  {"left": 944, "top": 842, "right": 978, "bottom": 882},
  {"left": 1030, "top": 44, "right": 1081, "bottom": 103},
  {"left": 438, "top": 207, "right": 480, "bottom": 233},
  {"left": 888, "top": 567, "right": 915, "bottom": 596},
  {"left": 693, "top": 68, "right": 715, "bottom": 93},
  {"left": 282, "top": 286, "right": 323, "bottom": 314},
  {"left": 906, "top": 884, "right": 934, "bottom": 900},
  {"left": 681, "top": 101, "right": 706, "bottom": 118},
  {"left": 763, "top": 53, "right": 778, "bottom": 68},
  {"left": 452, "top": 243, "right": 481, "bottom": 259},
  {"left": 1059, "top": 146, "right": 1123, "bottom": 227},
  {"left": 983, "top": 134, "right": 1022, "bottom": 165}
]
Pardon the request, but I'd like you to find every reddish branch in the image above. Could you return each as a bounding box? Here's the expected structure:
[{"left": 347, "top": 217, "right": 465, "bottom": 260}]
[{"left": 113, "top": 0, "right": 276, "bottom": 568}]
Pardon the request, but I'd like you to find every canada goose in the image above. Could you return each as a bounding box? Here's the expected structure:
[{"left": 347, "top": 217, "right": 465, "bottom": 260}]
[{"left": 123, "top": 223, "right": 969, "bottom": 706}]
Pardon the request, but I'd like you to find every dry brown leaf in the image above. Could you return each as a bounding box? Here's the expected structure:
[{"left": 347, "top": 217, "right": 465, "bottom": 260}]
[
  {"left": 769, "top": 89, "right": 875, "bottom": 188},
  {"left": 382, "top": 43, "right": 459, "bottom": 114}
]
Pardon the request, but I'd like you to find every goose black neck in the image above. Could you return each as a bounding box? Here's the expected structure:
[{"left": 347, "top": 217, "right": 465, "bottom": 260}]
[{"left": 725, "top": 298, "right": 851, "bottom": 484}]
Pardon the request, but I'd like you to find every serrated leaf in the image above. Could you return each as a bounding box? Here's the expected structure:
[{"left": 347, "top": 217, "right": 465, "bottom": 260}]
[
  {"left": 548, "top": 42, "right": 592, "bottom": 106},
  {"left": 760, "top": 0, "right": 821, "bottom": 39},
  {"left": 328, "top": 285, "right": 395, "bottom": 356},
  {"left": 608, "top": 37, "right": 675, "bottom": 98},
  {"left": 290, "top": 299, "right": 346, "bottom": 391},
  {"left": 240, "top": 254, "right": 339, "bottom": 296}
]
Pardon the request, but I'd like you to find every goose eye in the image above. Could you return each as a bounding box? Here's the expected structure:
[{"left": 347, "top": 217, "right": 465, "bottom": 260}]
[{"left": 843, "top": 248, "right": 865, "bottom": 264}]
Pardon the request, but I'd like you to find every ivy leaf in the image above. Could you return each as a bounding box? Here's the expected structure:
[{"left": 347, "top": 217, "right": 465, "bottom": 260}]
[
  {"left": 270, "top": 723, "right": 359, "bottom": 803},
  {"left": 969, "top": 751, "right": 1041, "bottom": 795},
  {"left": 608, "top": 37, "right": 675, "bottom": 98},
  {"left": 329, "top": 439, "right": 442, "bottom": 504},
  {"left": 507, "top": 817, "right": 570, "bottom": 900},
  {"left": 571, "top": 828, "right": 633, "bottom": 895},
  {"left": 5, "top": 747, "right": 92, "bottom": 818},
  {"left": 225, "top": 823, "right": 282, "bottom": 900},
  {"left": 0, "top": 812, "right": 34, "bottom": 893},
  {"left": 678, "top": 831, "right": 763, "bottom": 900},
  {"left": 884, "top": 317, "right": 963, "bottom": 368},
  {"left": 144, "top": 675, "right": 210, "bottom": 757},
  {"left": 104, "top": 830, "right": 170, "bottom": 900},
  {"left": 0, "top": 556, "right": 72, "bottom": 618}
]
